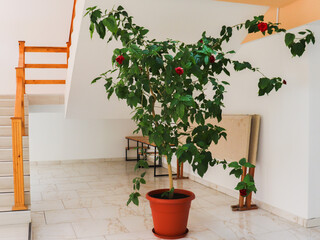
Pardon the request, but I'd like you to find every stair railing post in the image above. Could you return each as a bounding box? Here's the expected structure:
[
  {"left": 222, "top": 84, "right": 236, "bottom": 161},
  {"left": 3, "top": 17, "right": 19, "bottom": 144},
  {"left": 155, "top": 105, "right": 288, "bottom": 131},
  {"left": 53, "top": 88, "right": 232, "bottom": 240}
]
[
  {"left": 15, "top": 67, "right": 25, "bottom": 136},
  {"left": 11, "top": 117, "right": 27, "bottom": 211}
]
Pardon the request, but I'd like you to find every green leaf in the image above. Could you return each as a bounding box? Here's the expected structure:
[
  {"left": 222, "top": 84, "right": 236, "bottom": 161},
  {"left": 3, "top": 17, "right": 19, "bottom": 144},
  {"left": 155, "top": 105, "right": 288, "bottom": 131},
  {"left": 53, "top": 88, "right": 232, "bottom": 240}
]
[
  {"left": 140, "top": 172, "right": 146, "bottom": 178},
  {"left": 204, "top": 56, "right": 209, "bottom": 65},
  {"left": 132, "top": 195, "right": 139, "bottom": 206},
  {"left": 244, "top": 162, "right": 255, "bottom": 168},
  {"left": 230, "top": 169, "right": 243, "bottom": 178},
  {"left": 126, "top": 197, "right": 132, "bottom": 206},
  {"left": 239, "top": 158, "right": 247, "bottom": 166},
  {"left": 91, "top": 76, "right": 101, "bottom": 84},
  {"left": 102, "top": 16, "right": 118, "bottom": 34},
  {"left": 164, "top": 55, "right": 173, "bottom": 61},
  {"left": 290, "top": 41, "right": 306, "bottom": 57},
  {"left": 177, "top": 103, "right": 185, "bottom": 118},
  {"left": 235, "top": 182, "right": 246, "bottom": 190},
  {"left": 89, "top": 22, "right": 95, "bottom": 38},
  {"left": 197, "top": 162, "right": 208, "bottom": 177},
  {"left": 285, "top": 33, "right": 295, "bottom": 46},
  {"left": 228, "top": 161, "right": 240, "bottom": 169},
  {"left": 258, "top": 78, "right": 270, "bottom": 90},
  {"left": 117, "top": 6, "right": 124, "bottom": 10},
  {"left": 141, "top": 29, "right": 149, "bottom": 36},
  {"left": 243, "top": 174, "right": 253, "bottom": 184},
  {"left": 140, "top": 178, "right": 146, "bottom": 184}
]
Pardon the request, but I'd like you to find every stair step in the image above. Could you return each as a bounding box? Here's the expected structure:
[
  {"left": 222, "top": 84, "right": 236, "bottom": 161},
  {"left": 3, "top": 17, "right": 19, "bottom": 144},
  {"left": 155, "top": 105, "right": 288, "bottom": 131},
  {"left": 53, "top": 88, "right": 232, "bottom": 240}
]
[
  {"left": 0, "top": 148, "right": 29, "bottom": 161},
  {"left": 0, "top": 96, "right": 15, "bottom": 100},
  {"left": 0, "top": 107, "right": 29, "bottom": 116},
  {"left": 0, "top": 176, "right": 30, "bottom": 192},
  {"left": 0, "top": 210, "right": 31, "bottom": 225},
  {"left": 0, "top": 100, "right": 15, "bottom": 107},
  {"left": 0, "top": 117, "right": 29, "bottom": 126},
  {"left": 0, "top": 126, "right": 29, "bottom": 136},
  {"left": 0, "top": 108, "right": 14, "bottom": 116},
  {"left": 0, "top": 192, "right": 30, "bottom": 207},
  {"left": 0, "top": 137, "right": 29, "bottom": 148},
  {"left": 0, "top": 161, "right": 29, "bottom": 176}
]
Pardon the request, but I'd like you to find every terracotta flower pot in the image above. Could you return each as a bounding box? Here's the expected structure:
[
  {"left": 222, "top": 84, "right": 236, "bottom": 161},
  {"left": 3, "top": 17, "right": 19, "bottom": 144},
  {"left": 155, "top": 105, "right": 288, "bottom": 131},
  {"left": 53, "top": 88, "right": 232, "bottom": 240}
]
[{"left": 146, "top": 189, "right": 195, "bottom": 239}]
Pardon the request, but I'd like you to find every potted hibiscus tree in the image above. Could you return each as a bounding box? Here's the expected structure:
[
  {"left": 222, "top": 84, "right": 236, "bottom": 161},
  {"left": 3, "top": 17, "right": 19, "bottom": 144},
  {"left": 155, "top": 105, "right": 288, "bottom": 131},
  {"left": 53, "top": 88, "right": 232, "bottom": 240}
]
[{"left": 86, "top": 6, "right": 314, "bottom": 239}]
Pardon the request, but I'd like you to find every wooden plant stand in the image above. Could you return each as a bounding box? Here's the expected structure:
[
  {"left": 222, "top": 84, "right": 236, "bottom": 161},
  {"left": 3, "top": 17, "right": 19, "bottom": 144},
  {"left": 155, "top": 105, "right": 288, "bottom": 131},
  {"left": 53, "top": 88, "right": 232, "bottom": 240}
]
[
  {"left": 173, "top": 160, "right": 188, "bottom": 180},
  {"left": 231, "top": 167, "right": 258, "bottom": 211},
  {"left": 231, "top": 115, "right": 261, "bottom": 211}
]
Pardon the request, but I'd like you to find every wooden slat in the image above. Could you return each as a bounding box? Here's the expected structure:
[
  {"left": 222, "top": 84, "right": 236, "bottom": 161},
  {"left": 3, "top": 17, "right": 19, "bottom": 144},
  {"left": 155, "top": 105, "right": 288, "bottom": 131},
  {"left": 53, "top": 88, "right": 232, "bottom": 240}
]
[
  {"left": 25, "top": 64, "right": 68, "bottom": 69},
  {"left": 24, "top": 46, "right": 68, "bottom": 53},
  {"left": 25, "top": 80, "right": 66, "bottom": 85},
  {"left": 18, "top": 41, "right": 25, "bottom": 68},
  {"left": 11, "top": 117, "right": 27, "bottom": 211}
]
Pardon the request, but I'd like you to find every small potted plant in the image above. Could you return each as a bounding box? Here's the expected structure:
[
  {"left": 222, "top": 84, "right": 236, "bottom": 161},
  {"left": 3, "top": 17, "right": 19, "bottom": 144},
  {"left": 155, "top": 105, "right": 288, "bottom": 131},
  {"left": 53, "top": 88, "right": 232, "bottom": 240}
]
[{"left": 86, "top": 6, "right": 314, "bottom": 239}]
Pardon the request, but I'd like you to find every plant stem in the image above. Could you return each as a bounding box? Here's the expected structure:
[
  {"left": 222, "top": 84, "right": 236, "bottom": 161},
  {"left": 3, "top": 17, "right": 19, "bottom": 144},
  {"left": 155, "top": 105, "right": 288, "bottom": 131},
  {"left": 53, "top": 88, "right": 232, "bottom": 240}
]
[{"left": 167, "top": 161, "right": 173, "bottom": 190}]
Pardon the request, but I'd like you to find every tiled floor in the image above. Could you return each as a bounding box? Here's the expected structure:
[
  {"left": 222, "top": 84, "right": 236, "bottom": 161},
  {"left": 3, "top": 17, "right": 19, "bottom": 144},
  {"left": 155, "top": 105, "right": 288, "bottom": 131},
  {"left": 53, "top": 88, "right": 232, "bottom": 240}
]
[
  {"left": 0, "top": 223, "right": 29, "bottom": 240},
  {"left": 29, "top": 160, "right": 320, "bottom": 240}
]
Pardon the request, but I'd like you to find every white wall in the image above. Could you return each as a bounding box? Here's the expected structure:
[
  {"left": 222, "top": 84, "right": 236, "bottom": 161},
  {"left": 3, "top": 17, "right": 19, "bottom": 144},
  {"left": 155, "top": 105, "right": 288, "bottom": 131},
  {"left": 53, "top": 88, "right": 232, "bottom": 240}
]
[
  {"left": 0, "top": 0, "right": 74, "bottom": 95},
  {"left": 179, "top": 24, "right": 320, "bottom": 222},
  {"left": 65, "top": 0, "right": 266, "bottom": 119},
  {"left": 308, "top": 23, "right": 320, "bottom": 220},
  {"left": 29, "top": 105, "right": 137, "bottom": 161}
]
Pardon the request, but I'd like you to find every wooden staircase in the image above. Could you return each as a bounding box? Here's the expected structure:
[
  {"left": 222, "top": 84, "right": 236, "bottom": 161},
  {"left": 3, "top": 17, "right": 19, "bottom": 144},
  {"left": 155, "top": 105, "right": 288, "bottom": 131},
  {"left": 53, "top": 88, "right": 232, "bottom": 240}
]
[
  {"left": 0, "top": 0, "right": 77, "bottom": 226},
  {"left": 0, "top": 95, "right": 31, "bottom": 225}
]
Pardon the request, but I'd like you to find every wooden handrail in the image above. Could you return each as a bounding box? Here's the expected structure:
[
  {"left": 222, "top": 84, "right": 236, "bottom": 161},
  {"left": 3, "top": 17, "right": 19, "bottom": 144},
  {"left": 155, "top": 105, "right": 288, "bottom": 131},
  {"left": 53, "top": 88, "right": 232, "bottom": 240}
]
[
  {"left": 67, "top": 0, "right": 77, "bottom": 62},
  {"left": 11, "top": 0, "right": 77, "bottom": 211}
]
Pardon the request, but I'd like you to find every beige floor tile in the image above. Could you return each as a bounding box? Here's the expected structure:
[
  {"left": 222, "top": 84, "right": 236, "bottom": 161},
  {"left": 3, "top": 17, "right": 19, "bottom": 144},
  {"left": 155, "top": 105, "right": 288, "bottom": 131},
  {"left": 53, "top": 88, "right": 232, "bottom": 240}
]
[
  {"left": 45, "top": 208, "right": 92, "bottom": 224},
  {"left": 118, "top": 215, "right": 154, "bottom": 233},
  {"left": 104, "top": 231, "right": 158, "bottom": 240},
  {"left": 78, "top": 237, "right": 106, "bottom": 240},
  {"left": 31, "top": 211, "right": 46, "bottom": 226},
  {"left": 72, "top": 219, "right": 128, "bottom": 238},
  {"left": 0, "top": 224, "right": 29, "bottom": 240},
  {"left": 42, "top": 190, "right": 79, "bottom": 201},
  {"left": 56, "top": 183, "right": 90, "bottom": 191},
  {"left": 32, "top": 223, "right": 76, "bottom": 240},
  {"left": 31, "top": 200, "right": 64, "bottom": 211},
  {"left": 63, "top": 197, "right": 106, "bottom": 209}
]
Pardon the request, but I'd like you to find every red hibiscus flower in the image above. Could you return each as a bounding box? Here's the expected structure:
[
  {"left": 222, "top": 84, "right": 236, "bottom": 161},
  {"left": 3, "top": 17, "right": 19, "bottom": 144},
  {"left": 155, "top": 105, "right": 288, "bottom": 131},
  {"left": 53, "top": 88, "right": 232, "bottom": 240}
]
[
  {"left": 199, "top": 39, "right": 203, "bottom": 44},
  {"left": 283, "top": 80, "right": 287, "bottom": 85},
  {"left": 258, "top": 22, "right": 268, "bottom": 33},
  {"left": 175, "top": 67, "right": 184, "bottom": 75},
  {"left": 115, "top": 55, "right": 125, "bottom": 65},
  {"left": 209, "top": 55, "right": 215, "bottom": 64},
  {"left": 240, "top": 189, "right": 247, "bottom": 197}
]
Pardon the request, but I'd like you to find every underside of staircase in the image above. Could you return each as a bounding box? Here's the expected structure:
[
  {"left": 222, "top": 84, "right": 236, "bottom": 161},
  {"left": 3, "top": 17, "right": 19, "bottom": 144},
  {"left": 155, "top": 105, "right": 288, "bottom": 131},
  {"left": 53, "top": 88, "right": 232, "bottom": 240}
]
[{"left": 0, "top": 95, "right": 31, "bottom": 225}]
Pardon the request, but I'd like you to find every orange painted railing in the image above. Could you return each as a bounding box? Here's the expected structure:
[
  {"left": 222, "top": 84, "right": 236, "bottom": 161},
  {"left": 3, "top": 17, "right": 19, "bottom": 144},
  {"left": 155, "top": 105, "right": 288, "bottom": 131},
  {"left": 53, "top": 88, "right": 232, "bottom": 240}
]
[
  {"left": 11, "top": 0, "right": 77, "bottom": 211},
  {"left": 67, "top": 0, "right": 77, "bottom": 62}
]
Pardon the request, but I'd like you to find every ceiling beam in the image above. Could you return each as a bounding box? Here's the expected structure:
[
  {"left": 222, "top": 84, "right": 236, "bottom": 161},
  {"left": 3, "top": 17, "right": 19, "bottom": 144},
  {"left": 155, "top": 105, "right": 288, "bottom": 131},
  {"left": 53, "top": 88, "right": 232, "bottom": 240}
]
[{"left": 215, "top": 0, "right": 297, "bottom": 7}]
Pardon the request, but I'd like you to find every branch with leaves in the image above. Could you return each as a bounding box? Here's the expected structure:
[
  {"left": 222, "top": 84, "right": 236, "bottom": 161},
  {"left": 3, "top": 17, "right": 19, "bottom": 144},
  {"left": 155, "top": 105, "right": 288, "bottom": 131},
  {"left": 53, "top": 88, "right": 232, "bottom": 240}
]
[{"left": 86, "top": 6, "right": 315, "bottom": 205}]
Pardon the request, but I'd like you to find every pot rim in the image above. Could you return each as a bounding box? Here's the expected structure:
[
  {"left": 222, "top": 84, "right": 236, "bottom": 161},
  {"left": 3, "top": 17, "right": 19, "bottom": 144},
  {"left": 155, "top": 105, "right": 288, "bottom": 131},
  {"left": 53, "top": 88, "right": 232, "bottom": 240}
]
[{"left": 146, "top": 188, "right": 195, "bottom": 204}]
